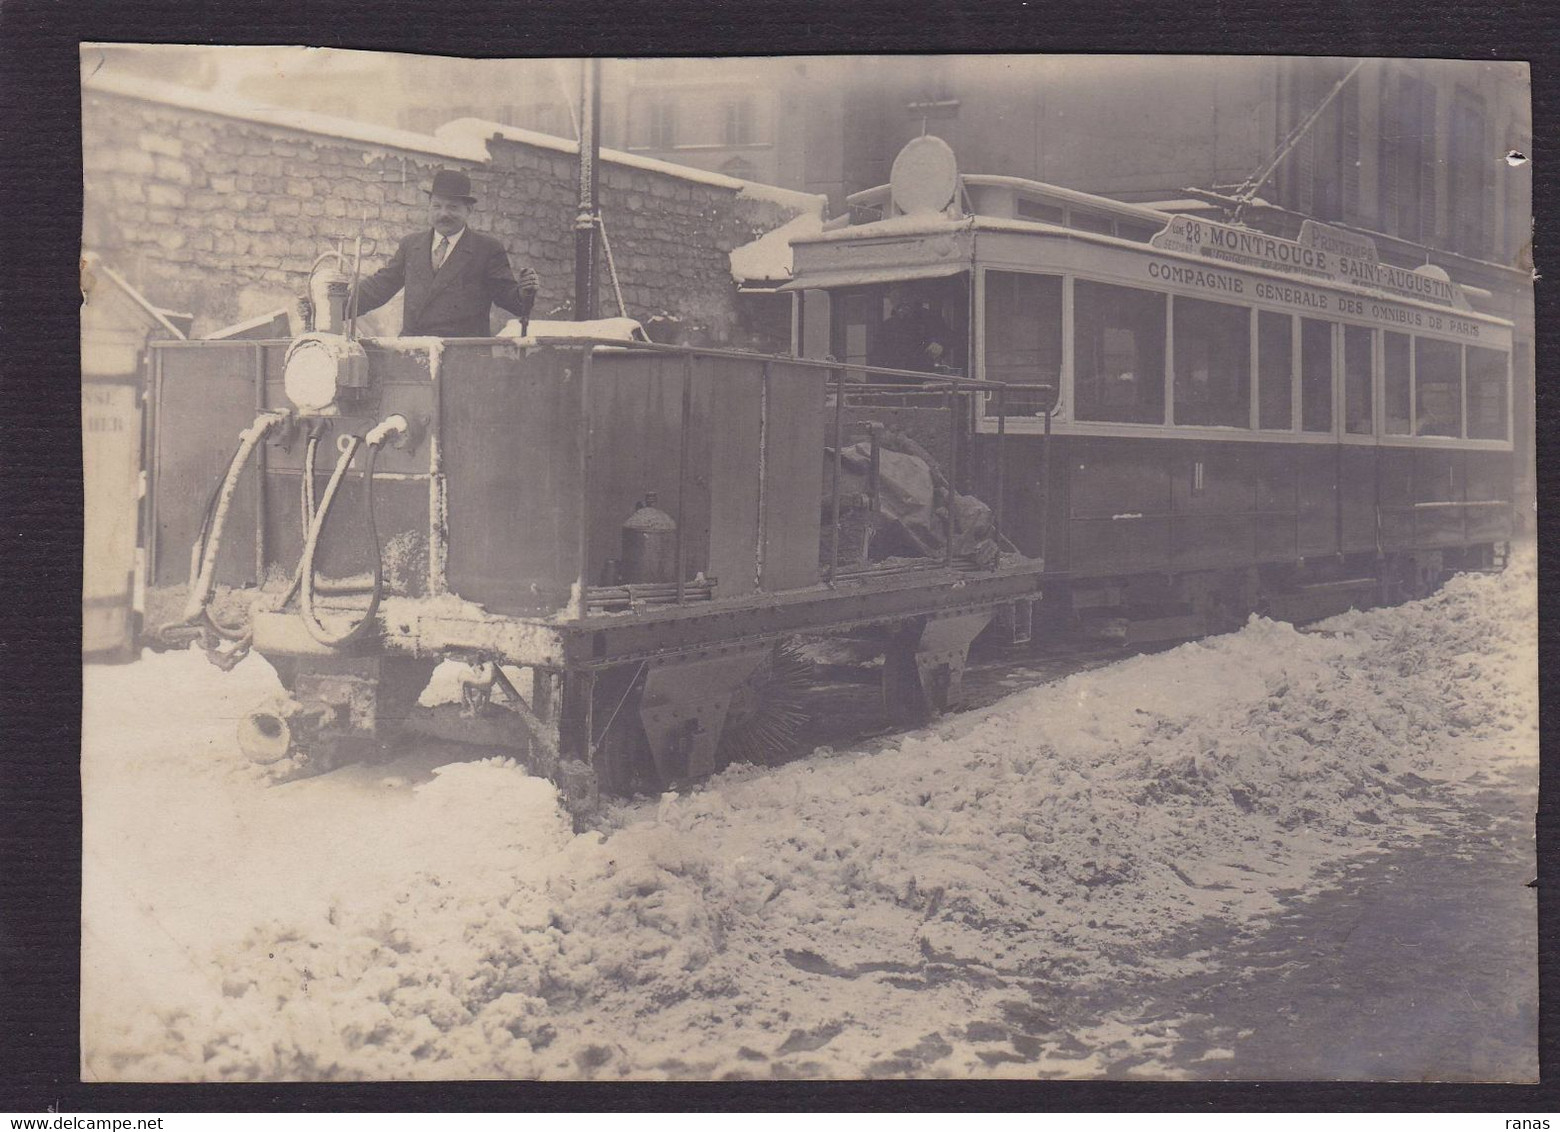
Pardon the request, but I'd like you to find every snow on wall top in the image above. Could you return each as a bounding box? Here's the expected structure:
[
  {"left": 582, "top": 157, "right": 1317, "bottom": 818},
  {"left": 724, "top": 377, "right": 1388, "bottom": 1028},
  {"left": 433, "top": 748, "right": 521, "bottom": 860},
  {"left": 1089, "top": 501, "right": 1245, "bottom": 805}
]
[
  {"left": 80, "top": 71, "right": 829, "bottom": 215},
  {"left": 82, "top": 71, "right": 489, "bottom": 163}
]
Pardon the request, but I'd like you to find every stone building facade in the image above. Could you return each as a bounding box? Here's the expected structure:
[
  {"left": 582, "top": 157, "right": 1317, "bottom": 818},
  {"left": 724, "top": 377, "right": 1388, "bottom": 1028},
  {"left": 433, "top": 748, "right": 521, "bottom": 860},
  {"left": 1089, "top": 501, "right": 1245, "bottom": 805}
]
[{"left": 81, "top": 74, "right": 819, "bottom": 344}]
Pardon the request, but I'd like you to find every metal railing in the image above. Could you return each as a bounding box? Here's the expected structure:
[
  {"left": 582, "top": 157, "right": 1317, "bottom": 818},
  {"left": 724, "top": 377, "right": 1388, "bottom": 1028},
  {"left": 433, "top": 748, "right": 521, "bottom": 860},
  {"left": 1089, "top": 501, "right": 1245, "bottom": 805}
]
[{"left": 533, "top": 338, "right": 1056, "bottom": 600}]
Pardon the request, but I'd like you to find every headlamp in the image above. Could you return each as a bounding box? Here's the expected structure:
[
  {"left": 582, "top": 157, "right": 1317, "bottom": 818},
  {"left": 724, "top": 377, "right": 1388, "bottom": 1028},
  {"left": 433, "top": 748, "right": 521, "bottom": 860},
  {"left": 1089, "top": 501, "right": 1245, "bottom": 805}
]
[{"left": 282, "top": 333, "right": 370, "bottom": 416}]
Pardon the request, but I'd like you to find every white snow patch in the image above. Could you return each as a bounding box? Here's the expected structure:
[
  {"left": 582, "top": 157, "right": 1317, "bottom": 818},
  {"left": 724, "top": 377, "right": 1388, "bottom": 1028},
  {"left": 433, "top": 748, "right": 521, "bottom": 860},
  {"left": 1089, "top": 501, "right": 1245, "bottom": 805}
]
[
  {"left": 730, "top": 212, "right": 826, "bottom": 284},
  {"left": 799, "top": 214, "right": 974, "bottom": 245},
  {"left": 495, "top": 317, "right": 647, "bottom": 343},
  {"left": 83, "top": 551, "right": 1537, "bottom": 1080}
]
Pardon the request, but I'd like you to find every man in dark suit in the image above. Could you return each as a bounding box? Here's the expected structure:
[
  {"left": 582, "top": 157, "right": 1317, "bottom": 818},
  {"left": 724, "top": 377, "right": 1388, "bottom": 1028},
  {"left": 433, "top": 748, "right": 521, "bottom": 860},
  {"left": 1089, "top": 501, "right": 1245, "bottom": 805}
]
[{"left": 349, "top": 168, "right": 539, "bottom": 337}]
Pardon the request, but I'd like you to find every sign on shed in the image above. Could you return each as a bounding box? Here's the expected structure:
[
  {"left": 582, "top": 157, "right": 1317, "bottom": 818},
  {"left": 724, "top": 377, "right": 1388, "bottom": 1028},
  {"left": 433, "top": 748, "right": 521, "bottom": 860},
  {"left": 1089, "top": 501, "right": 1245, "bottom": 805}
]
[{"left": 81, "top": 255, "right": 186, "bottom": 661}]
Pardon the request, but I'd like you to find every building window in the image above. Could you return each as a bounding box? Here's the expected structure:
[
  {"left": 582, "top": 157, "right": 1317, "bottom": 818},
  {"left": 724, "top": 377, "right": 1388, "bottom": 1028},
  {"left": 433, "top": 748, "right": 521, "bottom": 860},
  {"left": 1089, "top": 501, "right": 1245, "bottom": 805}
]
[
  {"left": 1300, "top": 318, "right": 1333, "bottom": 433},
  {"left": 1289, "top": 60, "right": 1359, "bottom": 221},
  {"left": 1449, "top": 90, "right": 1490, "bottom": 258},
  {"left": 1414, "top": 337, "right": 1462, "bottom": 437},
  {"left": 720, "top": 155, "right": 756, "bottom": 181},
  {"left": 1173, "top": 296, "right": 1250, "bottom": 428},
  {"left": 1073, "top": 280, "right": 1165, "bottom": 424},
  {"left": 1344, "top": 325, "right": 1373, "bottom": 435},
  {"left": 530, "top": 102, "right": 567, "bottom": 136},
  {"left": 1379, "top": 72, "right": 1438, "bottom": 244},
  {"left": 643, "top": 99, "right": 676, "bottom": 148},
  {"left": 723, "top": 97, "right": 755, "bottom": 146},
  {"left": 1257, "top": 311, "right": 1294, "bottom": 430},
  {"left": 1383, "top": 331, "right": 1412, "bottom": 435},
  {"left": 1465, "top": 346, "right": 1508, "bottom": 440}
]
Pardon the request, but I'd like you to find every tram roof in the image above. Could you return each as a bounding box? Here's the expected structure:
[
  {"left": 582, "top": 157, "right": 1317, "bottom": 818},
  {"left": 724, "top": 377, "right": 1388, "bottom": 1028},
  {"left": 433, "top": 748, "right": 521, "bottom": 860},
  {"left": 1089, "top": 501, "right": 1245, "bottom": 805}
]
[{"left": 787, "top": 194, "right": 1512, "bottom": 329}]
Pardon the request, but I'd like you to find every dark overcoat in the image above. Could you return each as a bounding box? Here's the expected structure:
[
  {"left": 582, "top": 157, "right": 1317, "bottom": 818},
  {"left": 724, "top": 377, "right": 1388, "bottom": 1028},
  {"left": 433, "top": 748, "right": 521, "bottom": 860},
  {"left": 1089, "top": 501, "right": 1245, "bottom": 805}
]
[{"left": 351, "top": 228, "right": 535, "bottom": 337}]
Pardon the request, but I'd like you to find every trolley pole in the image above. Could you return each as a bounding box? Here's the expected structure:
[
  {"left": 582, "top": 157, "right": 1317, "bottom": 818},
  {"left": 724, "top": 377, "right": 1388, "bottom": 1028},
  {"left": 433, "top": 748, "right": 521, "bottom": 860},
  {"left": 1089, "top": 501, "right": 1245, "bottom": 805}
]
[{"left": 573, "top": 57, "right": 602, "bottom": 321}]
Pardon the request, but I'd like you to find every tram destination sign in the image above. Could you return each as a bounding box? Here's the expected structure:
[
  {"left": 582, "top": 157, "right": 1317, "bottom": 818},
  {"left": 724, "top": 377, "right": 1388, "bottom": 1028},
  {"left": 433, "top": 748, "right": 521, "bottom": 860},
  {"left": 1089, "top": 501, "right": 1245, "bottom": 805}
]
[
  {"left": 1139, "top": 257, "right": 1490, "bottom": 342},
  {"left": 1150, "top": 215, "right": 1471, "bottom": 310}
]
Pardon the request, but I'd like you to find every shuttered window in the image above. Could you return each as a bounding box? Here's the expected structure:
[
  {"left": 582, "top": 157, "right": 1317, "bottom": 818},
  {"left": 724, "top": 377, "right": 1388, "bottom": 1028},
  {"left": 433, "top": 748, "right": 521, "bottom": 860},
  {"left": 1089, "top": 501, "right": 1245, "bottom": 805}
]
[
  {"left": 1379, "top": 72, "right": 1438, "bottom": 244},
  {"left": 1449, "top": 90, "right": 1490, "bottom": 258}
]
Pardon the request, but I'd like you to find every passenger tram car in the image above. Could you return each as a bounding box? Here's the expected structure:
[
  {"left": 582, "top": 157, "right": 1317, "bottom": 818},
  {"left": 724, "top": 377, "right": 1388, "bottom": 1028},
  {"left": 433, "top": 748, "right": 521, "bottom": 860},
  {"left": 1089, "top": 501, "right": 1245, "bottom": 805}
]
[
  {"left": 145, "top": 137, "right": 1515, "bottom": 811},
  {"left": 787, "top": 136, "right": 1514, "bottom": 642}
]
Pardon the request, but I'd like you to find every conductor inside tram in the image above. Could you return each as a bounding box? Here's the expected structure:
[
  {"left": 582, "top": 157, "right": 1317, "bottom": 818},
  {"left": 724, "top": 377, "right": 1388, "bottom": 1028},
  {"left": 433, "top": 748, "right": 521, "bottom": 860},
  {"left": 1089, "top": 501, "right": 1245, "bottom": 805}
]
[{"left": 830, "top": 276, "right": 969, "bottom": 380}]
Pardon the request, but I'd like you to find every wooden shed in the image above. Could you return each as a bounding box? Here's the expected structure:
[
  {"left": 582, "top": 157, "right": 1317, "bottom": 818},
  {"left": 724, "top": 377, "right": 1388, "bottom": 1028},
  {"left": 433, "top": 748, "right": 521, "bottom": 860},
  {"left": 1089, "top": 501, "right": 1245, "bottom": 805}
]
[{"left": 80, "top": 254, "right": 187, "bottom": 661}]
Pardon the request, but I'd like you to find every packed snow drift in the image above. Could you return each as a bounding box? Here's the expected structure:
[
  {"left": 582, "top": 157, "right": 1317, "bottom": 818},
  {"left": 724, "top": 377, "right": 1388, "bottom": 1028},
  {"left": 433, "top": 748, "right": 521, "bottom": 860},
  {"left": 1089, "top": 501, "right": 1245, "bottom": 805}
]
[{"left": 81, "top": 554, "right": 1537, "bottom": 1080}]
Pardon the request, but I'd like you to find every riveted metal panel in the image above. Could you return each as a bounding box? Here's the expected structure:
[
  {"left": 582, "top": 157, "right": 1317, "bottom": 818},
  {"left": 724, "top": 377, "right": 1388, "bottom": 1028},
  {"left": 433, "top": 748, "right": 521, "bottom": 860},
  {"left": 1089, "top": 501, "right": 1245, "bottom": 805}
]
[
  {"left": 1339, "top": 446, "right": 1378, "bottom": 554},
  {"left": 150, "top": 342, "right": 263, "bottom": 587},
  {"left": 760, "top": 361, "right": 827, "bottom": 591},
  {"left": 1295, "top": 445, "right": 1339, "bottom": 557},
  {"left": 443, "top": 345, "right": 583, "bottom": 614}
]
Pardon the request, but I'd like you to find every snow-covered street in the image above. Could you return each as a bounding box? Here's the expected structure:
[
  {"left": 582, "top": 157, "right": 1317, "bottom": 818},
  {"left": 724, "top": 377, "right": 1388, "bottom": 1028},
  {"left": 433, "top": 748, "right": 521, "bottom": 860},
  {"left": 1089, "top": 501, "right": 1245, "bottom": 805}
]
[{"left": 81, "top": 556, "right": 1538, "bottom": 1082}]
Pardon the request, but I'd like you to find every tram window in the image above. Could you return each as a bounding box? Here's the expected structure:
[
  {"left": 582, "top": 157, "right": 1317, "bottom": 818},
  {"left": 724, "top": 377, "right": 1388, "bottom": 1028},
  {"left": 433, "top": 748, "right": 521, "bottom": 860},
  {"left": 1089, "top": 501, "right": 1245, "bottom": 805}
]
[
  {"left": 1070, "top": 211, "right": 1116, "bottom": 236},
  {"left": 1384, "top": 332, "right": 1412, "bottom": 434},
  {"left": 1074, "top": 280, "right": 1166, "bottom": 424},
  {"left": 1343, "top": 325, "right": 1373, "bottom": 435},
  {"left": 1465, "top": 346, "right": 1509, "bottom": 440},
  {"left": 1173, "top": 296, "right": 1250, "bottom": 428},
  {"left": 834, "top": 277, "right": 970, "bottom": 379},
  {"left": 1257, "top": 311, "right": 1293, "bottom": 430},
  {"left": 984, "top": 272, "right": 1062, "bottom": 388},
  {"left": 1116, "top": 220, "right": 1162, "bottom": 243},
  {"left": 1016, "top": 198, "right": 1064, "bottom": 224},
  {"left": 1414, "top": 337, "right": 1462, "bottom": 437},
  {"left": 1300, "top": 318, "right": 1334, "bottom": 433}
]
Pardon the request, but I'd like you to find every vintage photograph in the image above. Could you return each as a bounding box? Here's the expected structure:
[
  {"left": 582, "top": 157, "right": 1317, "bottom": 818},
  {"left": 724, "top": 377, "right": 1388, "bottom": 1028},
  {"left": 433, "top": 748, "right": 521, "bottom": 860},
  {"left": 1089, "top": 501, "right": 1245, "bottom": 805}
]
[{"left": 79, "top": 47, "right": 1536, "bottom": 1082}]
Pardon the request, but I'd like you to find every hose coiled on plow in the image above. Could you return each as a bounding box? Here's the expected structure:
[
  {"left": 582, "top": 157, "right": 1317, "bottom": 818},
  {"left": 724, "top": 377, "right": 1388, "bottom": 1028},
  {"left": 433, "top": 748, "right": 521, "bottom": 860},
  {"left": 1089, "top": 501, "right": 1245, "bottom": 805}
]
[
  {"left": 297, "top": 423, "right": 398, "bottom": 648},
  {"left": 158, "top": 413, "right": 289, "bottom": 657}
]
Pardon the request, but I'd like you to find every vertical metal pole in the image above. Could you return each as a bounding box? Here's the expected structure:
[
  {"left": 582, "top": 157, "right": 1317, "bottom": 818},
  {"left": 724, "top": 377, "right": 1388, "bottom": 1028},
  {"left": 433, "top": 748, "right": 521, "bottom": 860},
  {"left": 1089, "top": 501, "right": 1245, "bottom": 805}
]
[
  {"left": 573, "top": 58, "right": 602, "bottom": 322},
  {"left": 943, "top": 384, "right": 956, "bottom": 568},
  {"left": 252, "top": 343, "right": 267, "bottom": 585},
  {"left": 1039, "top": 405, "right": 1052, "bottom": 570},
  {"left": 426, "top": 343, "right": 447, "bottom": 595},
  {"left": 755, "top": 359, "right": 770, "bottom": 592},
  {"left": 575, "top": 346, "right": 593, "bottom": 605},
  {"left": 827, "top": 364, "right": 845, "bottom": 581},
  {"left": 675, "top": 351, "right": 693, "bottom": 603},
  {"left": 146, "top": 346, "right": 162, "bottom": 586},
  {"left": 868, "top": 425, "right": 881, "bottom": 515},
  {"left": 993, "top": 385, "right": 1007, "bottom": 559}
]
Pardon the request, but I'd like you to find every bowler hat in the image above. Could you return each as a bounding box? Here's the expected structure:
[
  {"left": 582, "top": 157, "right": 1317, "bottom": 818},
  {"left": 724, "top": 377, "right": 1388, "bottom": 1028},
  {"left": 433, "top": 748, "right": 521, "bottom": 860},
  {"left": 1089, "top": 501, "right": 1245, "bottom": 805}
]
[{"left": 428, "top": 168, "right": 477, "bottom": 203}]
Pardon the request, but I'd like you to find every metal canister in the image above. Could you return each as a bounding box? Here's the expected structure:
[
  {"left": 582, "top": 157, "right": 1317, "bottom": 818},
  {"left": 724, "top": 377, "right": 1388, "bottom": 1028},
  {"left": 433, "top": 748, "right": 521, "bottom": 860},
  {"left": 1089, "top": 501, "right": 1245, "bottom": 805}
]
[
  {"left": 308, "top": 264, "right": 351, "bottom": 334},
  {"left": 621, "top": 491, "right": 677, "bottom": 584}
]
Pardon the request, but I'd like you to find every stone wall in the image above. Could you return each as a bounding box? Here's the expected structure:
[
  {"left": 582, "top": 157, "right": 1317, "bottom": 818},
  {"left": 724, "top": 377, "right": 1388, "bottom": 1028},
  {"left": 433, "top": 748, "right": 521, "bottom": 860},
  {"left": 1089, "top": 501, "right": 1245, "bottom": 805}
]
[{"left": 81, "top": 81, "right": 810, "bottom": 343}]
